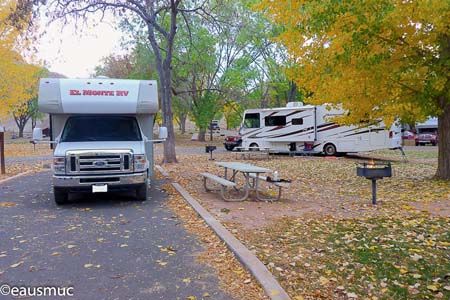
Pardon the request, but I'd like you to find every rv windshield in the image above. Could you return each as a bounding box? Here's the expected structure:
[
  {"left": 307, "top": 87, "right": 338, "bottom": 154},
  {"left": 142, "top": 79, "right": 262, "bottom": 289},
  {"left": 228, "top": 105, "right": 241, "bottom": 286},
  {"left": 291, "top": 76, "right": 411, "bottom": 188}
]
[
  {"left": 61, "top": 116, "right": 142, "bottom": 142},
  {"left": 243, "top": 113, "right": 260, "bottom": 128}
]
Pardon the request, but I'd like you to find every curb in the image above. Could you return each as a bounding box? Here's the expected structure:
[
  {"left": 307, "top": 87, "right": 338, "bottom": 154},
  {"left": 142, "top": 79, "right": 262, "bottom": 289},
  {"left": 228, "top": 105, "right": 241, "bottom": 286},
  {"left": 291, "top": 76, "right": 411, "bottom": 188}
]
[
  {"left": 0, "top": 170, "right": 33, "bottom": 185},
  {"left": 157, "top": 165, "right": 291, "bottom": 300},
  {"left": 155, "top": 165, "right": 169, "bottom": 177},
  {"left": 171, "top": 183, "right": 291, "bottom": 300}
]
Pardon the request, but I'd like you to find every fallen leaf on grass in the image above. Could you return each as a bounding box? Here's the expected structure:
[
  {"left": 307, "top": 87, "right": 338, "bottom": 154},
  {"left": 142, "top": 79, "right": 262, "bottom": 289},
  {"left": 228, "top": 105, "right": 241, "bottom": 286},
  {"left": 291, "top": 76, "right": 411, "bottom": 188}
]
[
  {"left": 10, "top": 262, "right": 23, "bottom": 268},
  {"left": 319, "top": 276, "right": 330, "bottom": 285},
  {"left": 182, "top": 278, "right": 191, "bottom": 284},
  {"left": 427, "top": 285, "right": 438, "bottom": 292},
  {"left": 155, "top": 260, "right": 168, "bottom": 266}
]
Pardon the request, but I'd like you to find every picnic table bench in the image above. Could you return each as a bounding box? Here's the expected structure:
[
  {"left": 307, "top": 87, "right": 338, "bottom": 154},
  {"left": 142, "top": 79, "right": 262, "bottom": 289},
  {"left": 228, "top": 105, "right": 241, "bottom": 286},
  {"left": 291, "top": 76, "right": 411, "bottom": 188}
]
[
  {"left": 248, "top": 173, "right": 290, "bottom": 201},
  {"left": 200, "top": 172, "right": 242, "bottom": 202}
]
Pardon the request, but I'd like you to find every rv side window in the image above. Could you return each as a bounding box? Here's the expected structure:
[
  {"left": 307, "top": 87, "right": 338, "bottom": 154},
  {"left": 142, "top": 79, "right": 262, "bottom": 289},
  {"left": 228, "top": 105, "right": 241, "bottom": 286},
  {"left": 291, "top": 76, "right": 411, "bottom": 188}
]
[
  {"left": 292, "top": 118, "right": 303, "bottom": 125},
  {"left": 244, "top": 113, "right": 260, "bottom": 128},
  {"left": 265, "top": 116, "right": 286, "bottom": 127}
]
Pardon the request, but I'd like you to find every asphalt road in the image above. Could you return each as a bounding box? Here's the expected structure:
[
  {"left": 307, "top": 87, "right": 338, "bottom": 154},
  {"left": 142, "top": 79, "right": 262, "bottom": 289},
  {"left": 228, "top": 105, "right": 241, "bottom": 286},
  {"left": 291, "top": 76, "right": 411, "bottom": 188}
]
[{"left": 0, "top": 172, "right": 231, "bottom": 300}]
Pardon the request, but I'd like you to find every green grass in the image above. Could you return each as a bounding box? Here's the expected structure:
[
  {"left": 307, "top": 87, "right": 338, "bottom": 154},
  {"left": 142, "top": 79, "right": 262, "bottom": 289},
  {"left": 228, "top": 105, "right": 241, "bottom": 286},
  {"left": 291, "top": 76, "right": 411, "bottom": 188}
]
[
  {"left": 371, "top": 149, "right": 438, "bottom": 160},
  {"left": 326, "top": 215, "right": 450, "bottom": 299},
  {"left": 247, "top": 214, "right": 450, "bottom": 299}
]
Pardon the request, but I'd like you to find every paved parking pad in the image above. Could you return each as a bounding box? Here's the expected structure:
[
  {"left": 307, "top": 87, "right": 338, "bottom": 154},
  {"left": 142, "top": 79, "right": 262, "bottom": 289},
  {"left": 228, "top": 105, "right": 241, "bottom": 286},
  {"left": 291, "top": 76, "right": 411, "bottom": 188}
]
[{"left": 0, "top": 172, "right": 231, "bottom": 300}]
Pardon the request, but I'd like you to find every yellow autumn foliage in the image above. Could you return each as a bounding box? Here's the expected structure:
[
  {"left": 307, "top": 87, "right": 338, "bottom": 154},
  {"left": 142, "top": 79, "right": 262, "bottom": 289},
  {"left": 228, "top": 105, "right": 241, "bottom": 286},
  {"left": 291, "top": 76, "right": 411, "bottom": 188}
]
[
  {"left": 257, "top": 0, "right": 450, "bottom": 126},
  {"left": 0, "top": 0, "right": 41, "bottom": 120}
]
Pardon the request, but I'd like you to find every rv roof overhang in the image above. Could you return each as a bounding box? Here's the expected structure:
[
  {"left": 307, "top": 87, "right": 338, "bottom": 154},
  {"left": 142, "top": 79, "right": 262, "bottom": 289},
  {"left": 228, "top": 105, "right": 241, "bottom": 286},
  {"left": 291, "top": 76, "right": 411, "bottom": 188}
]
[
  {"left": 244, "top": 105, "right": 316, "bottom": 114},
  {"left": 38, "top": 78, "right": 159, "bottom": 115}
]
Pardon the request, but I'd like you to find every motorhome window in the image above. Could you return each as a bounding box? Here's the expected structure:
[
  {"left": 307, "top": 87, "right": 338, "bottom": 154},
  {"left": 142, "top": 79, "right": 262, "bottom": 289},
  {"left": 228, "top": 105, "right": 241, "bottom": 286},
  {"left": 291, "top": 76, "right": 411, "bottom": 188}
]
[
  {"left": 265, "top": 116, "right": 286, "bottom": 127},
  {"left": 61, "top": 116, "right": 142, "bottom": 142},
  {"left": 244, "top": 113, "right": 260, "bottom": 128},
  {"left": 292, "top": 118, "right": 303, "bottom": 125}
]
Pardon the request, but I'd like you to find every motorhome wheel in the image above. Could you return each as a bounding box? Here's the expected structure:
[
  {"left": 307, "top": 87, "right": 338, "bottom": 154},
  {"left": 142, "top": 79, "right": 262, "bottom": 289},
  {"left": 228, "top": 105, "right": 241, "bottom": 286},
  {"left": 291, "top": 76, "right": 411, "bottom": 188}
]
[
  {"left": 54, "top": 188, "right": 68, "bottom": 205},
  {"left": 324, "top": 143, "right": 337, "bottom": 156},
  {"left": 249, "top": 143, "right": 259, "bottom": 151},
  {"left": 136, "top": 180, "right": 149, "bottom": 201}
]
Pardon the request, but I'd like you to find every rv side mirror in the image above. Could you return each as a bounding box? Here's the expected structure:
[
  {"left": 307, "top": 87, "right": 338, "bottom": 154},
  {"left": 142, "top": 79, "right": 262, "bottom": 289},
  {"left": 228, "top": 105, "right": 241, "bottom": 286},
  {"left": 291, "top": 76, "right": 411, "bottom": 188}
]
[
  {"left": 32, "top": 128, "right": 43, "bottom": 141},
  {"left": 158, "top": 127, "right": 168, "bottom": 140}
]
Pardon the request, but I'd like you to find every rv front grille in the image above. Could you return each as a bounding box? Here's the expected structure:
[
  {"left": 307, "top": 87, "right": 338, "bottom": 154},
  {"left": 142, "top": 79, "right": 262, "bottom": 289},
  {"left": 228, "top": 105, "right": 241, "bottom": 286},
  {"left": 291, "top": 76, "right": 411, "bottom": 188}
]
[{"left": 66, "top": 150, "right": 133, "bottom": 175}]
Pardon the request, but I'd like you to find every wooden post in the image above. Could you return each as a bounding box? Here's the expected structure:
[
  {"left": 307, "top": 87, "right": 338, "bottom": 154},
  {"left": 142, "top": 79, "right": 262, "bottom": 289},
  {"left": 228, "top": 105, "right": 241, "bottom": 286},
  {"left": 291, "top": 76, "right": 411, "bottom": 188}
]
[{"left": 0, "top": 127, "right": 5, "bottom": 174}]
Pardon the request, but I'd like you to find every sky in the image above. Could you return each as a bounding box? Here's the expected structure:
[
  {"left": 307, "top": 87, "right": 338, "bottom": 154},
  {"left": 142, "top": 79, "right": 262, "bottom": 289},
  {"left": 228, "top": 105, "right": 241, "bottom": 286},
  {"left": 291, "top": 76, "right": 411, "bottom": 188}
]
[{"left": 36, "top": 16, "right": 126, "bottom": 78}]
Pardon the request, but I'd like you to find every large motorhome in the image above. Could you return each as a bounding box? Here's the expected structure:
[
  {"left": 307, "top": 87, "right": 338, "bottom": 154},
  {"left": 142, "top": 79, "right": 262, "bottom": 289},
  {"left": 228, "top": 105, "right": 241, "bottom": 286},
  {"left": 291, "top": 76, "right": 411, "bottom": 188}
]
[
  {"left": 239, "top": 102, "right": 402, "bottom": 155},
  {"left": 33, "top": 78, "right": 167, "bottom": 204}
]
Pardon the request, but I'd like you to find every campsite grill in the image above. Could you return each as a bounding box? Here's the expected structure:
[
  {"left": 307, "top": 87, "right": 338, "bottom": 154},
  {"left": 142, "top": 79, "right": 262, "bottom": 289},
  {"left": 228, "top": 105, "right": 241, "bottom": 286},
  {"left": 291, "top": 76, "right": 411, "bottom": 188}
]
[
  {"left": 205, "top": 145, "right": 217, "bottom": 160},
  {"left": 356, "top": 162, "right": 392, "bottom": 205}
]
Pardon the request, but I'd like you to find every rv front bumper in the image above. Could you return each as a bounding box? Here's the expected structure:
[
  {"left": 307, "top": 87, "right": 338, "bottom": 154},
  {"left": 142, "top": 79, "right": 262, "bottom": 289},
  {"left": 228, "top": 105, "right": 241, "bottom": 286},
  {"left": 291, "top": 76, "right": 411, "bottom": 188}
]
[{"left": 53, "top": 172, "right": 147, "bottom": 188}]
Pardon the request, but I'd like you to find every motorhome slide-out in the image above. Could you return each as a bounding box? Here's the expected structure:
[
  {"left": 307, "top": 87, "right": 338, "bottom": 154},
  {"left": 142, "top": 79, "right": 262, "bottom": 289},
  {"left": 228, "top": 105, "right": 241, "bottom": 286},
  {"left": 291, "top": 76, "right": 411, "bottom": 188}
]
[
  {"left": 33, "top": 78, "right": 167, "bottom": 204},
  {"left": 238, "top": 102, "right": 402, "bottom": 156}
]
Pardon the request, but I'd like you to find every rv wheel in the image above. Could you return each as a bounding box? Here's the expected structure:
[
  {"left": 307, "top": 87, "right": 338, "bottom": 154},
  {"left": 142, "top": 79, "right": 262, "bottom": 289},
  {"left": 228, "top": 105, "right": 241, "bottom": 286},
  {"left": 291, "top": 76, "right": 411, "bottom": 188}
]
[
  {"left": 324, "top": 143, "right": 337, "bottom": 156},
  {"left": 136, "top": 180, "right": 148, "bottom": 201},
  {"left": 54, "top": 188, "right": 68, "bottom": 205},
  {"left": 249, "top": 143, "right": 259, "bottom": 151}
]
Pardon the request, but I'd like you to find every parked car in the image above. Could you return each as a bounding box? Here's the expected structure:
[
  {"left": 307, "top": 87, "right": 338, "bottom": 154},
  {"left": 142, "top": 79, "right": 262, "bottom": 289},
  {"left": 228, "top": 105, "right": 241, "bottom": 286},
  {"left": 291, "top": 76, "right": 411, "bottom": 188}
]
[
  {"left": 401, "top": 130, "right": 415, "bottom": 139},
  {"left": 208, "top": 120, "right": 220, "bottom": 131},
  {"left": 224, "top": 135, "right": 242, "bottom": 151},
  {"left": 415, "top": 133, "right": 438, "bottom": 146}
]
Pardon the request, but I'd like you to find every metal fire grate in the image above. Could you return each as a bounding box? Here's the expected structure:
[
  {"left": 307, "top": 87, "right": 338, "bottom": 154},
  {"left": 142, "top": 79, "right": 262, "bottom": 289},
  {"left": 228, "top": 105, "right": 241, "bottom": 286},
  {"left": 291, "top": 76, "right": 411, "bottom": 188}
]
[{"left": 356, "top": 161, "right": 392, "bottom": 204}]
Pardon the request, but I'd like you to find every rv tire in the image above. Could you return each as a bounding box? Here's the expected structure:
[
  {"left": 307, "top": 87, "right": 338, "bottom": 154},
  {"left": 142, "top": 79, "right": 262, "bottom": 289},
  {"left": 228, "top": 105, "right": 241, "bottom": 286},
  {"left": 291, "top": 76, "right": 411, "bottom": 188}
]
[
  {"left": 249, "top": 143, "right": 259, "bottom": 151},
  {"left": 54, "top": 188, "right": 68, "bottom": 205},
  {"left": 323, "top": 143, "right": 337, "bottom": 156},
  {"left": 136, "top": 180, "right": 148, "bottom": 201}
]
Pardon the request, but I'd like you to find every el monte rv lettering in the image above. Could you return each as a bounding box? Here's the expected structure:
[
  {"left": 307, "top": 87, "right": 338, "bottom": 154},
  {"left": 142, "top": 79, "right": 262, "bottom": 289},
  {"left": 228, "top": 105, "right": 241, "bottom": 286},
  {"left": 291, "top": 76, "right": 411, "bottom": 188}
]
[{"left": 69, "top": 89, "right": 129, "bottom": 96}]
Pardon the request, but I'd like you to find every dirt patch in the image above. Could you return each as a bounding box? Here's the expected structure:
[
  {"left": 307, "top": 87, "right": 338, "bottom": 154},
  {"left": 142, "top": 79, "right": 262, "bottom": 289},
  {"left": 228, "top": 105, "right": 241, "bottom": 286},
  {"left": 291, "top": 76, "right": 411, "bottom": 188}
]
[{"left": 160, "top": 152, "right": 449, "bottom": 230}]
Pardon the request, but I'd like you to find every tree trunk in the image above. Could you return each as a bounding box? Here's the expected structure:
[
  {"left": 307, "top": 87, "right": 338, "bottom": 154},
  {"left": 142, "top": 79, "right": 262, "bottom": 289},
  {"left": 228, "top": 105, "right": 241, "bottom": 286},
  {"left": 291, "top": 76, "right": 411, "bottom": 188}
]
[
  {"left": 14, "top": 116, "right": 28, "bottom": 138},
  {"left": 18, "top": 124, "right": 25, "bottom": 138},
  {"left": 436, "top": 96, "right": 450, "bottom": 179},
  {"left": 180, "top": 114, "right": 186, "bottom": 134},
  {"left": 146, "top": 10, "right": 178, "bottom": 164},
  {"left": 288, "top": 80, "right": 297, "bottom": 102},
  {"left": 198, "top": 128, "right": 206, "bottom": 142},
  {"left": 160, "top": 64, "right": 177, "bottom": 163}
]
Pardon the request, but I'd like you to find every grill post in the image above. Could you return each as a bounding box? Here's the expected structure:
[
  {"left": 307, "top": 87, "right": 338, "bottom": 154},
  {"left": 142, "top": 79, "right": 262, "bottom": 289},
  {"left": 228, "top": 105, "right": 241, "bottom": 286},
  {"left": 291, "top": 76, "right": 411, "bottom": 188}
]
[{"left": 371, "top": 179, "right": 377, "bottom": 205}]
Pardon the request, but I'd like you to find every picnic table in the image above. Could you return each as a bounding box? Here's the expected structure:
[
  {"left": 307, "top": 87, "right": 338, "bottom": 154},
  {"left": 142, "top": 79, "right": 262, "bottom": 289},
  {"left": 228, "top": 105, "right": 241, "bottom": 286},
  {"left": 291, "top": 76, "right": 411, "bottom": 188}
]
[{"left": 200, "top": 162, "right": 290, "bottom": 201}]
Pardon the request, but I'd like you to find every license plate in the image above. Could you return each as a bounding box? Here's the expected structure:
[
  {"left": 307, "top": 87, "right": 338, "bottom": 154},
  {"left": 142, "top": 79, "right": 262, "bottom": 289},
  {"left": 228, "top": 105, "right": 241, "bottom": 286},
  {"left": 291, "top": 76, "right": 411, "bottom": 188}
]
[{"left": 92, "top": 184, "right": 108, "bottom": 193}]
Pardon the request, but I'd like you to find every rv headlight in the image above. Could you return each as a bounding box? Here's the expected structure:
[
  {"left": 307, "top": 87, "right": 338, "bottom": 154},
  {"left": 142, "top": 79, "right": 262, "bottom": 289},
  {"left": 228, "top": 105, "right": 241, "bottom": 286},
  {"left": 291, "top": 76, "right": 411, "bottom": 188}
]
[
  {"left": 134, "top": 154, "right": 147, "bottom": 172},
  {"left": 53, "top": 157, "right": 66, "bottom": 175}
]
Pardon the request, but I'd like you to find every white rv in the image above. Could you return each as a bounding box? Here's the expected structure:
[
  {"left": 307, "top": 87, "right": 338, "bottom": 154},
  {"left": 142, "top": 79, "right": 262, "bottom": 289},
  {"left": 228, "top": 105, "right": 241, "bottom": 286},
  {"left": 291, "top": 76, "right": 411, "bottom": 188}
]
[
  {"left": 33, "top": 78, "right": 167, "bottom": 204},
  {"left": 239, "top": 102, "right": 402, "bottom": 155}
]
